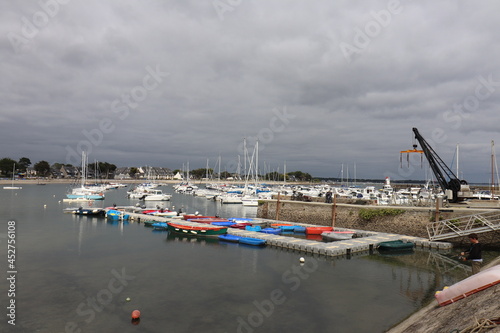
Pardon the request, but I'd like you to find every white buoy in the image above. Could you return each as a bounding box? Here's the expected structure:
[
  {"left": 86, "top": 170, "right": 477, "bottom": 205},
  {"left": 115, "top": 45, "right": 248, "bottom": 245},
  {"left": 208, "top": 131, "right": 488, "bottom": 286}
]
[
  {"left": 299, "top": 257, "right": 305, "bottom": 263},
  {"left": 44, "top": 204, "right": 47, "bottom": 208},
  {"left": 126, "top": 297, "right": 131, "bottom": 302}
]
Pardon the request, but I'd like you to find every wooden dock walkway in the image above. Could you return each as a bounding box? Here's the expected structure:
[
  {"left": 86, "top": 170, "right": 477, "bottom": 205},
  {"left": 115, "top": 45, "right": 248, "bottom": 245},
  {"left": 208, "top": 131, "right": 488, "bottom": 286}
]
[{"left": 121, "top": 211, "right": 453, "bottom": 257}]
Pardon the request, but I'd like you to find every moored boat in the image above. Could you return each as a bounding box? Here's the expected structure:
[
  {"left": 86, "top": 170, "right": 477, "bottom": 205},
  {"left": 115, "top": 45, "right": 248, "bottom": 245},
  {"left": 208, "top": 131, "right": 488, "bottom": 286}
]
[
  {"left": 293, "top": 226, "right": 306, "bottom": 233},
  {"left": 261, "top": 227, "right": 281, "bottom": 235},
  {"left": 167, "top": 222, "right": 227, "bottom": 237},
  {"left": 229, "top": 222, "right": 253, "bottom": 229},
  {"left": 106, "top": 209, "right": 130, "bottom": 220},
  {"left": 70, "top": 207, "right": 106, "bottom": 216},
  {"left": 279, "top": 225, "right": 296, "bottom": 232},
  {"left": 218, "top": 234, "right": 241, "bottom": 243},
  {"left": 183, "top": 215, "right": 216, "bottom": 220},
  {"left": 306, "top": 226, "right": 333, "bottom": 235},
  {"left": 245, "top": 225, "right": 261, "bottom": 232},
  {"left": 151, "top": 222, "right": 169, "bottom": 230},
  {"left": 211, "top": 221, "right": 236, "bottom": 227},
  {"left": 239, "top": 237, "right": 266, "bottom": 246},
  {"left": 188, "top": 218, "right": 231, "bottom": 224},
  {"left": 377, "top": 240, "right": 414, "bottom": 251},
  {"left": 321, "top": 230, "right": 356, "bottom": 242}
]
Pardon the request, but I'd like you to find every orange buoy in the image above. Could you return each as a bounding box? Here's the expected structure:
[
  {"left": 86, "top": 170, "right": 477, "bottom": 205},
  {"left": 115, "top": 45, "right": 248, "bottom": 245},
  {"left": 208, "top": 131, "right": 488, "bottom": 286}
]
[{"left": 131, "top": 310, "right": 141, "bottom": 319}]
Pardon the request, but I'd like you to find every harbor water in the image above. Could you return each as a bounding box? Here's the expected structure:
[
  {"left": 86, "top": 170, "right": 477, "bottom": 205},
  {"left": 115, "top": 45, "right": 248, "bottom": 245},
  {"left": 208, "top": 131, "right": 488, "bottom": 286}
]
[{"left": 1, "top": 184, "right": 497, "bottom": 332}]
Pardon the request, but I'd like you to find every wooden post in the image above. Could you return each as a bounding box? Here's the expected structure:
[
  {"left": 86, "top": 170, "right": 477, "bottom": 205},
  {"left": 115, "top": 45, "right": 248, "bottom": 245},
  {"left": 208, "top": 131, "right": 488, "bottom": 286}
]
[
  {"left": 435, "top": 196, "right": 440, "bottom": 222},
  {"left": 276, "top": 192, "right": 281, "bottom": 220},
  {"left": 331, "top": 194, "right": 337, "bottom": 228}
]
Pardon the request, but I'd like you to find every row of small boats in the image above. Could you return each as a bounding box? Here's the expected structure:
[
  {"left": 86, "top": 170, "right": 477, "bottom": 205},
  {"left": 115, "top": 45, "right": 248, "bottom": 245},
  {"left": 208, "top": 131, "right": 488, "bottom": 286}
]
[
  {"left": 66, "top": 208, "right": 415, "bottom": 252},
  {"left": 145, "top": 221, "right": 267, "bottom": 247}
]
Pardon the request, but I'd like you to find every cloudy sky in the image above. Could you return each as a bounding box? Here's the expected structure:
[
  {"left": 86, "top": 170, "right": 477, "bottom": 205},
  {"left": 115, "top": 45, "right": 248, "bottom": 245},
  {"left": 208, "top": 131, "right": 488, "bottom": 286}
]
[{"left": 2, "top": 1, "right": 500, "bottom": 183}]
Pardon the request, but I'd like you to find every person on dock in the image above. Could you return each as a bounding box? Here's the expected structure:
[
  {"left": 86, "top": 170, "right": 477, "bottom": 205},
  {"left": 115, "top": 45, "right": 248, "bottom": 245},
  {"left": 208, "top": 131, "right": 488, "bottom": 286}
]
[
  {"left": 461, "top": 233, "right": 482, "bottom": 275},
  {"left": 325, "top": 190, "right": 333, "bottom": 203}
]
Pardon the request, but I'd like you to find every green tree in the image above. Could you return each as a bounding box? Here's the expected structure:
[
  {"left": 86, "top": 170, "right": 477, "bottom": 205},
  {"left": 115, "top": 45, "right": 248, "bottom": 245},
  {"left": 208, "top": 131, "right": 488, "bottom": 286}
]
[
  {"left": 34, "top": 161, "right": 51, "bottom": 177},
  {"left": 129, "top": 167, "right": 139, "bottom": 178},
  {"left": 0, "top": 158, "right": 17, "bottom": 177},
  {"left": 190, "top": 168, "right": 212, "bottom": 179},
  {"left": 18, "top": 157, "right": 31, "bottom": 172},
  {"left": 287, "top": 171, "right": 312, "bottom": 181},
  {"left": 264, "top": 171, "right": 286, "bottom": 181},
  {"left": 220, "top": 171, "right": 232, "bottom": 179},
  {"left": 87, "top": 162, "right": 117, "bottom": 179}
]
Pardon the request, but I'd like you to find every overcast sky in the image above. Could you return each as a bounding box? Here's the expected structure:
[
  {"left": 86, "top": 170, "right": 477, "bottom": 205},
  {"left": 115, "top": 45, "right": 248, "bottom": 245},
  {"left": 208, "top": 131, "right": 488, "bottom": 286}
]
[{"left": 2, "top": 1, "right": 500, "bottom": 183}]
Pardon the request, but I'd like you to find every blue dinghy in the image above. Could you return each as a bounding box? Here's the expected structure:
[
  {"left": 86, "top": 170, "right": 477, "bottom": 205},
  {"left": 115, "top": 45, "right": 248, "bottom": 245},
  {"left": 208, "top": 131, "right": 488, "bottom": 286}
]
[
  {"left": 279, "top": 225, "right": 296, "bottom": 232},
  {"left": 218, "top": 234, "right": 241, "bottom": 243},
  {"left": 212, "top": 222, "right": 236, "bottom": 227},
  {"left": 106, "top": 210, "right": 130, "bottom": 220},
  {"left": 293, "top": 226, "right": 306, "bottom": 233},
  {"left": 239, "top": 237, "right": 266, "bottom": 246},
  {"left": 261, "top": 227, "right": 281, "bottom": 235},
  {"left": 245, "top": 226, "right": 261, "bottom": 232},
  {"left": 151, "top": 222, "right": 169, "bottom": 230},
  {"left": 229, "top": 217, "right": 255, "bottom": 222}
]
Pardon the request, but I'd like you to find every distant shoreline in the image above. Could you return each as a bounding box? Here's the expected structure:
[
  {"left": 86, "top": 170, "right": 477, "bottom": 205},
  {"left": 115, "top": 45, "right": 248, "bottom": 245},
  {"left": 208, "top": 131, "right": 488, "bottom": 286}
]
[{"left": 0, "top": 179, "right": 176, "bottom": 185}]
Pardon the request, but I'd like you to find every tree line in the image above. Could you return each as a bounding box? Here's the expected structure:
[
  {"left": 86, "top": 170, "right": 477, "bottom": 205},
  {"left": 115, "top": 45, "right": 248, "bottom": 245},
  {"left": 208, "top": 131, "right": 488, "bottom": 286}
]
[
  {"left": 0, "top": 157, "right": 312, "bottom": 181},
  {"left": 173, "top": 168, "right": 313, "bottom": 181},
  {"left": 0, "top": 157, "right": 117, "bottom": 178}
]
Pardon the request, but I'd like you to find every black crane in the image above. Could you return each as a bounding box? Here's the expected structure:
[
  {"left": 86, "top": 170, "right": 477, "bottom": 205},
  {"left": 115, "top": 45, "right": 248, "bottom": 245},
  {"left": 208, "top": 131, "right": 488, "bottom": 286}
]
[{"left": 411, "top": 128, "right": 471, "bottom": 203}]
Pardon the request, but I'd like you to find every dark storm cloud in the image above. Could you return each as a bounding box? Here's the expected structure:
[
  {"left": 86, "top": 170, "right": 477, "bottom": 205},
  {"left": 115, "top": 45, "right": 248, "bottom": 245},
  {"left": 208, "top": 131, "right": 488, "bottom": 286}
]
[{"left": 2, "top": 0, "right": 500, "bottom": 182}]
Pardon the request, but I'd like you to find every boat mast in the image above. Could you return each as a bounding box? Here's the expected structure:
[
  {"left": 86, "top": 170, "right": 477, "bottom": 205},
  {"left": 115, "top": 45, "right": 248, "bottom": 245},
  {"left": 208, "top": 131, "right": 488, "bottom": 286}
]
[
  {"left": 81, "top": 151, "right": 86, "bottom": 188},
  {"left": 492, "top": 140, "right": 495, "bottom": 197},
  {"left": 218, "top": 155, "right": 221, "bottom": 181},
  {"left": 456, "top": 143, "right": 459, "bottom": 177},
  {"left": 206, "top": 158, "right": 209, "bottom": 181},
  {"left": 255, "top": 140, "right": 259, "bottom": 183},
  {"left": 283, "top": 161, "right": 286, "bottom": 186}
]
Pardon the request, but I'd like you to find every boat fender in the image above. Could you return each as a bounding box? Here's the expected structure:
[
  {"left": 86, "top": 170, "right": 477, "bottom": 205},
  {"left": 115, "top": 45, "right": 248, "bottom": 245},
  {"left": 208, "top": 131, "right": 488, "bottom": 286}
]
[{"left": 131, "top": 310, "right": 141, "bottom": 319}]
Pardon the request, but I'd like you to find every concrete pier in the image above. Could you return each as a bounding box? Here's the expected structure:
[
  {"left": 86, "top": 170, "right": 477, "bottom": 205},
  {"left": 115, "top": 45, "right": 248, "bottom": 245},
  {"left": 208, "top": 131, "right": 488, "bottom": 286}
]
[{"left": 120, "top": 211, "right": 452, "bottom": 257}]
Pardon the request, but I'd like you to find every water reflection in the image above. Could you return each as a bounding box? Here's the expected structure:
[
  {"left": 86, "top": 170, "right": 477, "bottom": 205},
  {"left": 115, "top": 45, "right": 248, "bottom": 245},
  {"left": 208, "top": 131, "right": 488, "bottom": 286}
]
[{"left": 2, "top": 184, "right": 496, "bottom": 333}]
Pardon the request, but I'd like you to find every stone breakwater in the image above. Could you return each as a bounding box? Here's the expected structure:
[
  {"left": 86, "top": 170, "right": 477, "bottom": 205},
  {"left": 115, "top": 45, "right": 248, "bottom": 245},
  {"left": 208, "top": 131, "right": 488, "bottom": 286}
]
[{"left": 257, "top": 200, "right": 495, "bottom": 240}]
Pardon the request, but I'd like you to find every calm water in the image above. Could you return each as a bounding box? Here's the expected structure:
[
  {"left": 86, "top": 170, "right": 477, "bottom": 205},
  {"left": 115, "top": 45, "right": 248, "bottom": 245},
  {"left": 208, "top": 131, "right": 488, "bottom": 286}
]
[{"left": 0, "top": 184, "right": 495, "bottom": 333}]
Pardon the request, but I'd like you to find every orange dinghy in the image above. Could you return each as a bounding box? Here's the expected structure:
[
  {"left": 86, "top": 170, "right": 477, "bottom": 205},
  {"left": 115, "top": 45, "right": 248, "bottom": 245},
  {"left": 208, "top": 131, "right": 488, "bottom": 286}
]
[
  {"left": 435, "top": 265, "right": 500, "bottom": 306},
  {"left": 305, "top": 226, "right": 333, "bottom": 235}
]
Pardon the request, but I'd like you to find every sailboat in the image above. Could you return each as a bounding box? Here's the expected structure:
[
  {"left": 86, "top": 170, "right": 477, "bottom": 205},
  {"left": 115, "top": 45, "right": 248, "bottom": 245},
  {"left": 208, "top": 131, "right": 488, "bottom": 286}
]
[
  {"left": 65, "top": 152, "right": 105, "bottom": 200},
  {"left": 3, "top": 164, "right": 22, "bottom": 190}
]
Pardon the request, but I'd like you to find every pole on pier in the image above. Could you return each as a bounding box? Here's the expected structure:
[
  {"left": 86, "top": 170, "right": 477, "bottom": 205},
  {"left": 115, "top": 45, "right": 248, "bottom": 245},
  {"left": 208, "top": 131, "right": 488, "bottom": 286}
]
[
  {"left": 435, "top": 196, "right": 440, "bottom": 222},
  {"left": 331, "top": 194, "right": 337, "bottom": 228},
  {"left": 276, "top": 192, "right": 281, "bottom": 220}
]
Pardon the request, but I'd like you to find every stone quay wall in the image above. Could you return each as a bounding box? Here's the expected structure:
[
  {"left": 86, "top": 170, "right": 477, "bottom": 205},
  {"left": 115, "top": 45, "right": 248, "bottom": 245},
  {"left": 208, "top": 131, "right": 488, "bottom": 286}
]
[{"left": 257, "top": 200, "right": 493, "bottom": 240}]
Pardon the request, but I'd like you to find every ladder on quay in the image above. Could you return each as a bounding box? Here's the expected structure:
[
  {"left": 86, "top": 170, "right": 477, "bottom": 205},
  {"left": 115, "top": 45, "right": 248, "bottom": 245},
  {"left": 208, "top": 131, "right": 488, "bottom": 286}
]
[{"left": 427, "top": 210, "right": 500, "bottom": 241}]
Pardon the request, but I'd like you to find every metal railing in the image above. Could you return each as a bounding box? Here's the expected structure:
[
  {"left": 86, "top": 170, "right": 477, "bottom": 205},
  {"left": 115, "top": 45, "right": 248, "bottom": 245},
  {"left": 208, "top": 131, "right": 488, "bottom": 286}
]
[{"left": 427, "top": 210, "right": 500, "bottom": 241}]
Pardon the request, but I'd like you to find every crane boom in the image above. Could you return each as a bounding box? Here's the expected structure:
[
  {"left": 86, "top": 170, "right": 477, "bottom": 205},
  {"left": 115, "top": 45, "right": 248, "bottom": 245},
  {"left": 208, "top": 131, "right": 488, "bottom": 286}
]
[{"left": 411, "top": 128, "right": 472, "bottom": 203}]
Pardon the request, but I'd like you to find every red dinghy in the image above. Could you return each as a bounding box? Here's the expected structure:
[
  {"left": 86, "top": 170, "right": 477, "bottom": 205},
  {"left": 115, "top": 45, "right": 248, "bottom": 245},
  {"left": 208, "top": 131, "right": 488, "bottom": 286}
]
[
  {"left": 305, "top": 226, "right": 333, "bottom": 235},
  {"left": 183, "top": 215, "right": 216, "bottom": 221},
  {"left": 167, "top": 222, "right": 227, "bottom": 237},
  {"left": 188, "top": 218, "right": 230, "bottom": 224}
]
